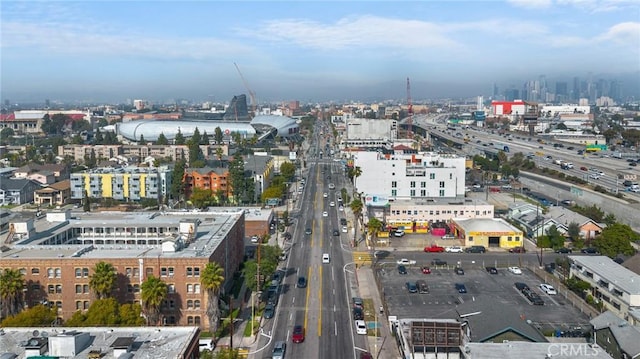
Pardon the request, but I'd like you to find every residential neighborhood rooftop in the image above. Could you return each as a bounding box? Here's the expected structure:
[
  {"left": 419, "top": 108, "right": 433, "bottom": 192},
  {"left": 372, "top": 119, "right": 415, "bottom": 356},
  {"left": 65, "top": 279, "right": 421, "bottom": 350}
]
[{"left": 570, "top": 255, "right": 640, "bottom": 295}]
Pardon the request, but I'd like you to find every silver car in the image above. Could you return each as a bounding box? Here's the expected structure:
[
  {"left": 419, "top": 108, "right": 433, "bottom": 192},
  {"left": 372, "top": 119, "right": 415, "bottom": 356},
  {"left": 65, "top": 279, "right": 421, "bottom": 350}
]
[{"left": 272, "top": 341, "right": 286, "bottom": 359}]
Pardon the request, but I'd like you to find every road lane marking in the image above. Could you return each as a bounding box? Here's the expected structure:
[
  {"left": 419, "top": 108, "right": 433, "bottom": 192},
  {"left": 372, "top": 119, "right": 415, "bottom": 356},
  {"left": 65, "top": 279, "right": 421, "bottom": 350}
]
[
  {"left": 335, "top": 321, "right": 338, "bottom": 336},
  {"left": 318, "top": 265, "right": 323, "bottom": 336},
  {"left": 304, "top": 266, "right": 312, "bottom": 330}
]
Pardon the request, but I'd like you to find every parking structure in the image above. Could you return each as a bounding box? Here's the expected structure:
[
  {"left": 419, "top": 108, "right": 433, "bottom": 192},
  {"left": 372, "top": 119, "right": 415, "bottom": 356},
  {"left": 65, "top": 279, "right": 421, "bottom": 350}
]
[{"left": 376, "top": 262, "right": 591, "bottom": 334}]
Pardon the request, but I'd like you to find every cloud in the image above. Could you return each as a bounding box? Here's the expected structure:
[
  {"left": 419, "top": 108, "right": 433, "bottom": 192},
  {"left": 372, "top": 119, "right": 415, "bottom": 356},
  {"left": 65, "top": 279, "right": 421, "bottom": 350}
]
[
  {"left": 506, "top": 0, "right": 552, "bottom": 9},
  {"left": 595, "top": 22, "right": 640, "bottom": 46}
]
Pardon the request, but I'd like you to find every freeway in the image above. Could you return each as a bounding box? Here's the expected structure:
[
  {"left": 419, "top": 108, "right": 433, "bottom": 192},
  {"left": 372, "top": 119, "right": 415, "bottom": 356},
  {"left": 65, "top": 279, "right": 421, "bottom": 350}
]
[{"left": 257, "top": 121, "right": 363, "bottom": 359}]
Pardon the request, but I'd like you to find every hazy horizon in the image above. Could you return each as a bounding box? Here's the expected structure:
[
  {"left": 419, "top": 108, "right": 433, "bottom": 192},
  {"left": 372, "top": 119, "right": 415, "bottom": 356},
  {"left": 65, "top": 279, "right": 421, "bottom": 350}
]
[{"left": 2, "top": 1, "right": 639, "bottom": 104}]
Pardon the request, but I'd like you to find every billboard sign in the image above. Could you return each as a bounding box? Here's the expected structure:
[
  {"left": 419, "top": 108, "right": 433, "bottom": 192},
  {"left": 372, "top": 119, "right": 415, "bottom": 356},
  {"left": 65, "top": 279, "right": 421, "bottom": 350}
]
[{"left": 364, "top": 194, "right": 389, "bottom": 207}]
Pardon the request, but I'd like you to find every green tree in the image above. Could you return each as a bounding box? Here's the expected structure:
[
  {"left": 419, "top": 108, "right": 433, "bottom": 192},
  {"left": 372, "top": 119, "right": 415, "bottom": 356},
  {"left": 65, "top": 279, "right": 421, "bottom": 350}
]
[
  {"left": 71, "top": 134, "right": 84, "bottom": 144},
  {"left": 139, "top": 134, "right": 147, "bottom": 145},
  {"left": 229, "top": 155, "right": 246, "bottom": 204},
  {"left": 188, "top": 128, "right": 205, "bottom": 167},
  {"left": 201, "top": 262, "right": 225, "bottom": 334},
  {"left": 366, "top": 217, "right": 383, "bottom": 254},
  {"left": 261, "top": 186, "right": 283, "bottom": 203},
  {"left": 603, "top": 213, "right": 617, "bottom": 226},
  {"left": 0, "top": 268, "right": 25, "bottom": 318},
  {"left": 119, "top": 303, "right": 145, "bottom": 326},
  {"left": 156, "top": 132, "right": 169, "bottom": 145},
  {"left": 201, "top": 130, "right": 211, "bottom": 145},
  {"left": 94, "top": 128, "right": 104, "bottom": 143},
  {"left": 174, "top": 130, "right": 186, "bottom": 145},
  {"left": 83, "top": 190, "right": 91, "bottom": 212},
  {"left": 566, "top": 222, "right": 581, "bottom": 241},
  {"left": 83, "top": 297, "right": 121, "bottom": 326},
  {"left": 280, "top": 162, "right": 296, "bottom": 181},
  {"left": 350, "top": 198, "right": 364, "bottom": 246},
  {"left": 0, "top": 304, "right": 57, "bottom": 327},
  {"left": 0, "top": 127, "right": 15, "bottom": 140},
  {"left": 141, "top": 275, "right": 167, "bottom": 326},
  {"left": 594, "top": 223, "right": 638, "bottom": 257},
  {"left": 89, "top": 261, "right": 117, "bottom": 299},
  {"left": 214, "top": 147, "right": 224, "bottom": 167},
  {"left": 71, "top": 119, "right": 92, "bottom": 132},
  {"left": 170, "top": 159, "right": 186, "bottom": 201},
  {"left": 190, "top": 187, "right": 215, "bottom": 208},
  {"left": 214, "top": 127, "right": 224, "bottom": 144}
]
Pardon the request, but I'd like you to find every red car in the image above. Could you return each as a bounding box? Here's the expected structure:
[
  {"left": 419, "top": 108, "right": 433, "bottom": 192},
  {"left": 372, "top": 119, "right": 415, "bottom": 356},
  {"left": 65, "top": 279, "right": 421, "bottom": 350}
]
[
  {"left": 424, "top": 245, "right": 445, "bottom": 253},
  {"left": 509, "top": 247, "right": 526, "bottom": 253},
  {"left": 292, "top": 325, "right": 305, "bottom": 343},
  {"left": 421, "top": 266, "right": 432, "bottom": 274}
]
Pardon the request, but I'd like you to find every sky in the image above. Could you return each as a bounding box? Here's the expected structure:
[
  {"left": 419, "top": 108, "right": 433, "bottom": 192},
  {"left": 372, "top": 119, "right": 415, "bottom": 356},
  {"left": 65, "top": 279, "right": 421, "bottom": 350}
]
[{"left": 1, "top": 0, "right": 639, "bottom": 104}]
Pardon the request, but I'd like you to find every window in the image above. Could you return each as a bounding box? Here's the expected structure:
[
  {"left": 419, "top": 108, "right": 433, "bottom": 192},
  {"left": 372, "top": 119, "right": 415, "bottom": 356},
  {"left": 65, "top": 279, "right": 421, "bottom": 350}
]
[
  {"left": 48, "top": 285, "right": 55, "bottom": 294},
  {"left": 55, "top": 301, "right": 62, "bottom": 308},
  {"left": 187, "top": 300, "right": 194, "bottom": 309},
  {"left": 508, "top": 236, "right": 512, "bottom": 241},
  {"left": 76, "top": 285, "right": 83, "bottom": 294},
  {"left": 127, "top": 285, "right": 133, "bottom": 293},
  {"left": 391, "top": 190, "right": 397, "bottom": 197},
  {"left": 420, "top": 190, "right": 426, "bottom": 197},
  {"left": 410, "top": 190, "right": 416, "bottom": 197},
  {"left": 439, "top": 181, "right": 445, "bottom": 188},
  {"left": 429, "top": 173, "right": 435, "bottom": 179},
  {"left": 187, "top": 267, "right": 193, "bottom": 277},
  {"left": 83, "top": 284, "right": 90, "bottom": 294},
  {"left": 133, "top": 268, "right": 140, "bottom": 277},
  {"left": 169, "top": 300, "right": 175, "bottom": 309},
  {"left": 449, "top": 173, "right": 453, "bottom": 179},
  {"left": 168, "top": 284, "right": 175, "bottom": 293},
  {"left": 55, "top": 284, "right": 62, "bottom": 294},
  {"left": 84, "top": 301, "right": 90, "bottom": 309},
  {"left": 439, "top": 190, "right": 445, "bottom": 196},
  {"left": 126, "top": 268, "right": 132, "bottom": 277},
  {"left": 194, "top": 316, "right": 201, "bottom": 325},
  {"left": 613, "top": 302, "right": 621, "bottom": 310},
  {"left": 194, "top": 267, "right": 200, "bottom": 277},
  {"left": 48, "top": 268, "right": 54, "bottom": 278},
  {"left": 55, "top": 268, "right": 61, "bottom": 278},
  {"left": 410, "top": 181, "right": 416, "bottom": 188},
  {"left": 187, "top": 316, "right": 194, "bottom": 325},
  {"left": 31, "top": 268, "right": 40, "bottom": 275},
  {"left": 187, "top": 284, "right": 193, "bottom": 293},
  {"left": 194, "top": 284, "right": 201, "bottom": 294},
  {"left": 515, "top": 236, "right": 520, "bottom": 242},
  {"left": 468, "top": 236, "right": 473, "bottom": 242},
  {"left": 133, "top": 284, "right": 140, "bottom": 293},
  {"left": 161, "top": 267, "right": 168, "bottom": 277},
  {"left": 194, "top": 300, "right": 201, "bottom": 309},
  {"left": 75, "top": 268, "right": 82, "bottom": 278},
  {"left": 146, "top": 267, "right": 154, "bottom": 277},
  {"left": 391, "top": 181, "right": 397, "bottom": 188},
  {"left": 76, "top": 301, "right": 82, "bottom": 310}
]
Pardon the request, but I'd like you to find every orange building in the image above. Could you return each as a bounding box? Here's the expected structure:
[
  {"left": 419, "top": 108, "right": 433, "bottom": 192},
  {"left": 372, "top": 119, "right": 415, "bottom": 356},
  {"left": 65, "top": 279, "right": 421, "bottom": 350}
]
[{"left": 184, "top": 167, "right": 232, "bottom": 199}]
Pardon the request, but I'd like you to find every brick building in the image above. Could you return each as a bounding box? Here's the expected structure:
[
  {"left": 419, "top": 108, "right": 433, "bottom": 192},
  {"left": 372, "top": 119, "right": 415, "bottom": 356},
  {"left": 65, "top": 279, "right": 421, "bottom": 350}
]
[
  {"left": 183, "top": 167, "right": 232, "bottom": 199},
  {"left": 0, "top": 209, "right": 245, "bottom": 329}
]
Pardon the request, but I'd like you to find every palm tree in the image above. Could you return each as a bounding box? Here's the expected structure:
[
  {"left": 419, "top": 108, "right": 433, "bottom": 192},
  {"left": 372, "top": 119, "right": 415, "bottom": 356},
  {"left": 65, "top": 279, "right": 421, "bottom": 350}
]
[
  {"left": 350, "top": 198, "right": 364, "bottom": 247},
  {"left": 0, "top": 268, "right": 25, "bottom": 318},
  {"left": 201, "top": 262, "right": 225, "bottom": 334},
  {"left": 348, "top": 166, "right": 363, "bottom": 188},
  {"left": 141, "top": 275, "right": 167, "bottom": 326},
  {"left": 214, "top": 147, "right": 224, "bottom": 167},
  {"left": 89, "top": 261, "right": 117, "bottom": 299},
  {"left": 366, "top": 217, "right": 383, "bottom": 252}
]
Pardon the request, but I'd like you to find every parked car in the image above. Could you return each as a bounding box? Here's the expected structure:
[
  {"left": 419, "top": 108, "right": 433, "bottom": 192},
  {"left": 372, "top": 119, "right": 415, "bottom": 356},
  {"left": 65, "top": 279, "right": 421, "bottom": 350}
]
[
  {"left": 353, "top": 307, "right": 364, "bottom": 320},
  {"left": 509, "top": 247, "right": 526, "bottom": 253},
  {"left": 406, "top": 281, "right": 418, "bottom": 293},
  {"left": 445, "top": 246, "right": 464, "bottom": 253},
  {"left": 416, "top": 279, "right": 429, "bottom": 294},
  {"left": 352, "top": 297, "right": 364, "bottom": 309},
  {"left": 555, "top": 247, "right": 572, "bottom": 254},
  {"left": 581, "top": 247, "right": 598, "bottom": 254},
  {"left": 514, "top": 282, "right": 530, "bottom": 291},
  {"left": 539, "top": 283, "right": 557, "bottom": 295},
  {"left": 486, "top": 266, "right": 498, "bottom": 274},
  {"left": 355, "top": 320, "right": 367, "bottom": 335},
  {"left": 397, "top": 265, "right": 407, "bottom": 275},
  {"left": 508, "top": 266, "right": 523, "bottom": 275},
  {"left": 424, "top": 244, "right": 446, "bottom": 253},
  {"left": 465, "top": 245, "right": 486, "bottom": 253},
  {"left": 455, "top": 267, "right": 465, "bottom": 275},
  {"left": 360, "top": 352, "right": 374, "bottom": 359},
  {"left": 251, "top": 235, "right": 260, "bottom": 243},
  {"left": 272, "top": 341, "right": 286, "bottom": 359},
  {"left": 421, "top": 266, "right": 432, "bottom": 274},
  {"left": 263, "top": 303, "right": 275, "bottom": 319},
  {"left": 292, "top": 325, "right": 305, "bottom": 343},
  {"left": 393, "top": 229, "right": 406, "bottom": 237},
  {"left": 397, "top": 258, "right": 417, "bottom": 265},
  {"left": 455, "top": 283, "right": 467, "bottom": 293}
]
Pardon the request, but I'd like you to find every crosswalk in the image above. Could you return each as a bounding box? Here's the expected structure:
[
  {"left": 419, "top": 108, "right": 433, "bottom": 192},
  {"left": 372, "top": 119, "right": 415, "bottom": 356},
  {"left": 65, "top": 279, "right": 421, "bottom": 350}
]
[{"left": 352, "top": 251, "right": 373, "bottom": 265}]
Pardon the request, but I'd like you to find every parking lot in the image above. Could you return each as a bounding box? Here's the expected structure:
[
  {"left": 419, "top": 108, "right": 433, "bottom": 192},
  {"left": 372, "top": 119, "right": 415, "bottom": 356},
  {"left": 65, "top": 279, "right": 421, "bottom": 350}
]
[{"left": 377, "top": 262, "right": 592, "bottom": 335}]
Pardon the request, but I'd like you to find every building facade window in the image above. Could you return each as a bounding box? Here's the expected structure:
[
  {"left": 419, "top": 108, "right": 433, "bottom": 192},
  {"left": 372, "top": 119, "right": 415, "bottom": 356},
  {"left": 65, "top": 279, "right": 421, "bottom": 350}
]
[{"left": 31, "top": 268, "right": 40, "bottom": 275}]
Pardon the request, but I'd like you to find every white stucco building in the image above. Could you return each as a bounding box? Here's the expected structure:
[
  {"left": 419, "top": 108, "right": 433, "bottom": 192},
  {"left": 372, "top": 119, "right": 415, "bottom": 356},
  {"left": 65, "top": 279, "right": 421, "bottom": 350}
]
[{"left": 353, "top": 151, "right": 466, "bottom": 204}]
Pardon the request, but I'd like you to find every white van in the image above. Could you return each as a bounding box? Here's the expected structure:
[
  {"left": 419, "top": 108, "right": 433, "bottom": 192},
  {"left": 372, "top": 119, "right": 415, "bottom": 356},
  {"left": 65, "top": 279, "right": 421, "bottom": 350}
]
[{"left": 322, "top": 253, "right": 330, "bottom": 263}]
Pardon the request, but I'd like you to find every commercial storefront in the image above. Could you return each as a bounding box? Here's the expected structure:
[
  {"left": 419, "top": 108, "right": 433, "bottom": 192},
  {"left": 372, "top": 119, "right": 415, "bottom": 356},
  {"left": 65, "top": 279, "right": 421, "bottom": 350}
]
[{"left": 452, "top": 218, "right": 524, "bottom": 249}]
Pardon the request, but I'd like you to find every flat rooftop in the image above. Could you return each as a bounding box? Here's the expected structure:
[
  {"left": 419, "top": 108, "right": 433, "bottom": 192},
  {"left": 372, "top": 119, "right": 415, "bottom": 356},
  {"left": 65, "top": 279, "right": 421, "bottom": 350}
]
[
  {"left": 1, "top": 209, "right": 244, "bottom": 260},
  {"left": 0, "top": 326, "right": 199, "bottom": 359},
  {"left": 465, "top": 342, "right": 612, "bottom": 359}
]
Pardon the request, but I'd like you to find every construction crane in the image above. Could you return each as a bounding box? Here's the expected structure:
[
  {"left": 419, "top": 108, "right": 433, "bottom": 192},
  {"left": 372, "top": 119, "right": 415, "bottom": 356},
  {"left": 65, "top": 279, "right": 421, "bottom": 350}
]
[
  {"left": 406, "top": 77, "right": 413, "bottom": 139},
  {"left": 234, "top": 62, "right": 257, "bottom": 116}
]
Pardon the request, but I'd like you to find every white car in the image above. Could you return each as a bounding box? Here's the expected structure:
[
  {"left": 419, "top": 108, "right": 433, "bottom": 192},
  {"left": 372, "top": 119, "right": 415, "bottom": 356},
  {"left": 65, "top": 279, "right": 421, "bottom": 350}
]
[
  {"left": 323, "top": 193, "right": 328, "bottom": 198},
  {"left": 322, "top": 211, "right": 328, "bottom": 217},
  {"left": 393, "top": 230, "right": 405, "bottom": 237},
  {"left": 322, "top": 253, "right": 330, "bottom": 264},
  {"left": 250, "top": 235, "right": 259, "bottom": 243},
  {"left": 338, "top": 206, "right": 344, "bottom": 211},
  {"left": 508, "top": 266, "right": 523, "bottom": 275},
  {"left": 342, "top": 226, "right": 348, "bottom": 233},
  {"left": 355, "top": 320, "right": 367, "bottom": 335},
  {"left": 445, "top": 246, "right": 464, "bottom": 253},
  {"left": 329, "top": 201, "right": 335, "bottom": 207},
  {"left": 539, "top": 283, "right": 557, "bottom": 295},
  {"left": 589, "top": 173, "right": 600, "bottom": 180},
  {"left": 396, "top": 258, "right": 416, "bottom": 265}
]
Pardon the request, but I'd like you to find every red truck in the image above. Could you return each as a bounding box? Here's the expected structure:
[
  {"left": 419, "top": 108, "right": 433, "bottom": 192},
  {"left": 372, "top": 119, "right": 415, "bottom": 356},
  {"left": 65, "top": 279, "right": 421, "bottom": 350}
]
[{"left": 424, "top": 244, "right": 445, "bottom": 253}]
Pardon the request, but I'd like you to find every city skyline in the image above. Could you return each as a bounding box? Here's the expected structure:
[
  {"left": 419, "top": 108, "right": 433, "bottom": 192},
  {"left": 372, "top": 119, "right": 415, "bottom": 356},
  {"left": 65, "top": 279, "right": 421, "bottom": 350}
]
[{"left": 1, "top": 1, "right": 639, "bottom": 104}]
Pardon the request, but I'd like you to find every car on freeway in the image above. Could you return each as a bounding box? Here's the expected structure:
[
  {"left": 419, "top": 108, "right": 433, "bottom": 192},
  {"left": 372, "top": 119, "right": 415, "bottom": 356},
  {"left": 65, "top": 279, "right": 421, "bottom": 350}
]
[
  {"left": 424, "top": 244, "right": 446, "bottom": 253},
  {"left": 332, "top": 229, "right": 340, "bottom": 236},
  {"left": 304, "top": 228, "right": 312, "bottom": 235},
  {"left": 421, "top": 266, "right": 432, "bottom": 274},
  {"left": 292, "top": 325, "right": 305, "bottom": 343},
  {"left": 455, "top": 267, "right": 465, "bottom": 275},
  {"left": 431, "top": 259, "right": 447, "bottom": 266},
  {"left": 486, "top": 266, "right": 498, "bottom": 274},
  {"left": 446, "top": 246, "right": 464, "bottom": 253},
  {"left": 355, "top": 320, "right": 367, "bottom": 335},
  {"left": 406, "top": 281, "right": 418, "bottom": 293},
  {"left": 272, "top": 341, "right": 286, "bottom": 359},
  {"left": 322, "top": 253, "right": 330, "bottom": 263},
  {"left": 322, "top": 211, "right": 328, "bottom": 217},
  {"left": 509, "top": 247, "right": 526, "bottom": 253},
  {"left": 397, "top": 265, "right": 407, "bottom": 275},
  {"left": 296, "top": 276, "right": 307, "bottom": 288},
  {"left": 397, "top": 258, "right": 417, "bottom": 265},
  {"left": 555, "top": 247, "right": 572, "bottom": 254},
  {"left": 508, "top": 266, "right": 523, "bottom": 275},
  {"left": 329, "top": 201, "right": 335, "bottom": 207},
  {"left": 580, "top": 166, "right": 588, "bottom": 171},
  {"left": 589, "top": 173, "right": 600, "bottom": 180},
  {"left": 263, "top": 303, "right": 275, "bottom": 319},
  {"left": 323, "top": 192, "right": 328, "bottom": 198},
  {"left": 539, "top": 283, "right": 557, "bottom": 295},
  {"left": 455, "top": 283, "right": 467, "bottom": 293}
]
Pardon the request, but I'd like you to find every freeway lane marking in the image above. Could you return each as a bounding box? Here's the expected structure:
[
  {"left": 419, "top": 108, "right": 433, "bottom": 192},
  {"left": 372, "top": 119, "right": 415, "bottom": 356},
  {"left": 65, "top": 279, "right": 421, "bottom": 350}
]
[
  {"left": 318, "top": 265, "right": 323, "bottom": 337},
  {"left": 304, "top": 266, "right": 312, "bottom": 330}
]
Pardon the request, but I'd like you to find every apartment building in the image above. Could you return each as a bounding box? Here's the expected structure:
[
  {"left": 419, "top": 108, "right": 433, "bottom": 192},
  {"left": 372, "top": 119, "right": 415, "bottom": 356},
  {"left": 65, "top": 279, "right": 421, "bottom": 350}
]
[
  {"left": 59, "top": 144, "right": 229, "bottom": 164},
  {"left": 184, "top": 166, "right": 231, "bottom": 199},
  {"left": 570, "top": 256, "right": 640, "bottom": 324},
  {"left": 70, "top": 166, "right": 172, "bottom": 202},
  {"left": 0, "top": 209, "right": 245, "bottom": 329}
]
